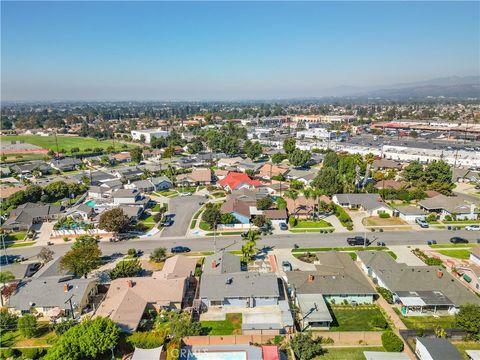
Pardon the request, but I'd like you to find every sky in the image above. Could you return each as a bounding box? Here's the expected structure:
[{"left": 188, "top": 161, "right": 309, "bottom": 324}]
[{"left": 1, "top": 1, "right": 479, "bottom": 101}]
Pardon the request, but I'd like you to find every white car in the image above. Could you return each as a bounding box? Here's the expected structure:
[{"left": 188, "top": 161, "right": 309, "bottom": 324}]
[
  {"left": 179, "top": 192, "right": 192, "bottom": 197},
  {"left": 465, "top": 225, "right": 480, "bottom": 231}
]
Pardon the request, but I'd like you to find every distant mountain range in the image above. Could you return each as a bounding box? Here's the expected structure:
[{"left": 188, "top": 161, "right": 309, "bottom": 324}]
[{"left": 323, "top": 76, "right": 480, "bottom": 99}]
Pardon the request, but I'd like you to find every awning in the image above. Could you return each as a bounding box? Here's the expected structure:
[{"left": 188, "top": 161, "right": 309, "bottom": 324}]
[
  {"left": 463, "top": 274, "right": 472, "bottom": 283},
  {"left": 398, "top": 296, "right": 426, "bottom": 306},
  {"left": 46, "top": 307, "right": 62, "bottom": 318}
]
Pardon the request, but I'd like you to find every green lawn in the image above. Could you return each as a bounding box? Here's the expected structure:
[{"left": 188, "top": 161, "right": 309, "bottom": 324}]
[
  {"left": 290, "top": 229, "right": 333, "bottom": 233},
  {"left": 437, "top": 249, "right": 471, "bottom": 259},
  {"left": 316, "top": 347, "right": 385, "bottom": 360},
  {"left": 177, "top": 186, "right": 197, "bottom": 193},
  {"left": 205, "top": 231, "right": 245, "bottom": 236},
  {"left": 293, "top": 220, "right": 333, "bottom": 228},
  {"left": 454, "top": 342, "right": 480, "bottom": 360},
  {"left": 154, "top": 190, "right": 176, "bottom": 197},
  {"left": 150, "top": 203, "right": 162, "bottom": 212},
  {"left": 138, "top": 222, "right": 155, "bottom": 231},
  {"left": 429, "top": 244, "right": 478, "bottom": 249},
  {"left": 4, "top": 231, "right": 27, "bottom": 241},
  {"left": 2, "top": 153, "right": 45, "bottom": 163},
  {"left": 201, "top": 313, "right": 242, "bottom": 335},
  {"left": 1, "top": 135, "right": 134, "bottom": 153},
  {"left": 328, "top": 306, "right": 389, "bottom": 332},
  {"left": 140, "top": 213, "right": 156, "bottom": 223},
  {"left": 443, "top": 220, "right": 480, "bottom": 224},
  {"left": 199, "top": 221, "right": 211, "bottom": 231},
  {"left": 387, "top": 251, "right": 398, "bottom": 259},
  {"left": 6, "top": 241, "right": 36, "bottom": 248},
  {"left": 397, "top": 313, "right": 457, "bottom": 330},
  {"left": 0, "top": 322, "right": 56, "bottom": 347}
]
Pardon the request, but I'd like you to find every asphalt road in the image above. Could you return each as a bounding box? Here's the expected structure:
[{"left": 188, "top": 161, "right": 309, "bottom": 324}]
[
  {"left": 6, "top": 229, "right": 480, "bottom": 262},
  {"left": 160, "top": 195, "right": 204, "bottom": 237}
]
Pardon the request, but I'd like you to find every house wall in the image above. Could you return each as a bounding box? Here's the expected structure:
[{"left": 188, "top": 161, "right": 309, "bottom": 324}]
[
  {"left": 399, "top": 213, "right": 426, "bottom": 222},
  {"left": 371, "top": 207, "right": 394, "bottom": 217},
  {"left": 324, "top": 294, "right": 374, "bottom": 304},
  {"left": 442, "top": 211, "right": 478, "bottom": 221}
]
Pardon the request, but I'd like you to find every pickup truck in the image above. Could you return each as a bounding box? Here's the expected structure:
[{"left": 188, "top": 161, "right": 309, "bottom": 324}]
[{"left": 347, "top": 236, "right": 369, "bottom": 246}]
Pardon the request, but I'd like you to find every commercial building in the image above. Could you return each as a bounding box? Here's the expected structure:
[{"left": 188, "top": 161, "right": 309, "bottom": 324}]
[{"left": 131, "top": 129, "right": 169, "bottom": 143}]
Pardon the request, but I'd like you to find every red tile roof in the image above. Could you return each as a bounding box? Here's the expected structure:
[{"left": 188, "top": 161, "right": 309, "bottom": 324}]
[{"left": 218, "top": 172, "right": 261, "bottom": 190}]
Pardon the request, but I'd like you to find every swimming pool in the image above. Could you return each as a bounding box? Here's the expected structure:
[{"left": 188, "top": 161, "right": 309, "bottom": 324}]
[
  {"left": 85, "top": 200, "right": 96, "bottom": 207},
  {"left": 187, "top": 351, "right": 247, "bottom": 360}
]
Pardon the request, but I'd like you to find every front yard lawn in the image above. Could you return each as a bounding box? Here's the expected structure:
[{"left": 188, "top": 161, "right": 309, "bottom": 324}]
[
  {"left": 364, "top": 216, "right": 407, "bottom": 226},
  {"left": 140, "top": 213, "right": 156, "bottom": 223},
  {"left": 436, "top": 249, "right": 471, "bottom": 259},
  {"left": 328, "top": 306, "right": 389, "bottom": 332},
  {"left": 199, "top": 221, "right": 212, "bottom": 231},
  {"left": 293, "top": 220, "right": 333, "bottom": 228},
  {"left": 177, "top": 186, "right": 197, "bottom": 193},
  {"left": 397, "top": 313, "right": 457, "bottom": 330},
  {"left": 0, "top": 322, "right": 56, "bottom": 347},
  {"left": 316, "top": 347, "right": 385, "bottom": 360},
  {"left": 4, "top": 231, "right": 27, "bottom": 242},
  {"left": 154, "top": 190, "right": 176, "bottom": 197},
  {"left": 292, "top": 246, "right": 387, "bottom": 253},
  {"left": 201, "top": 313, "right": 242, "bottom": 335},
  {"left": 430, "top": 244, "right": 478, "bottom": 249}
]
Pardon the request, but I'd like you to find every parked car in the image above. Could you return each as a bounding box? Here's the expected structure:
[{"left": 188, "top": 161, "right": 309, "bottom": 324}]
[
  {"left": 347, "top": 236, "right": 369, "bottom": 246},
  {"left": 427, "top": 240, "right": 437, "bottom": 245},
  {"left": 279, "top": 222, "right": 288, "bottom": 231},
  {"left": 282, "top": 261, "right": 292, "bottom": 272},
  {"left": 162, "top": 218, "right": 174, "bottom": 227},
  {"left": 465, "top": 225, "right": 480, "bottom": 231},
  {"left": 180, "top": 192, "right": 192, "bottom": 197},
  {"left": 377, "top": 241, "right": 386, "bottom": 246},
  {"left": 416, "top": 218, "right": 429, "bottom": 228},
  {"left": 171, "top": 246, "right": 191, "bottom": 253},
  {"left": 450, "top": 236, "right": 469, "bottom": 244}
]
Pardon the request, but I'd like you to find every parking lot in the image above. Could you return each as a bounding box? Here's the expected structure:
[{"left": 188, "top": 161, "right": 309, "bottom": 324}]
[{"left": 161, "top": 195, "right": 204, "bottom": 237}]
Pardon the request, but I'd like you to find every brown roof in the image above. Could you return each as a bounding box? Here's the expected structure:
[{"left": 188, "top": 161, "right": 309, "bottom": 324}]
[
  {"left": 189, "top": 168, "right": 212, "bottom": 182},
  {"left": 0, "top": 186, "right": 27, "bottom": 200},
  {"left": 374, "top": 180, "right": 406, "bottom": 190},
  {"left": 95, "top": 277, "right": 186, "bottom": 331},
  {"left": 264, "top": 209, "right": 288, "bottom": 219},
  {"left": 153, "top": 255, "right": 197, "bottom": 280},
  {"left": 214, "top": 169, "right": 229, "bottom": 177},
  {"left": 425, "top": 190, "right": 441, "bottom": 198},
  {"left": 220, "top": 198, "right": 254, "bottom": 218},
  {"left": 286, "top": 195, "right": 318, "bottom": 216},
  {"left": 258, "top": 163, "right": 289, "bottom": 179}
]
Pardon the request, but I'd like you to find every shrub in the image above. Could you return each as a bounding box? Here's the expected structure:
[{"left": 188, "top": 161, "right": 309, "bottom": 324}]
[
  {"left": 370, "top": 317, "right": 388, "bottom": 329},
  {"left": 381, "top": 331, "right": 404, "bottom": 352},
  {"left": 53, "top": 319, "right": 76, "bottom": 336},
  {"left": 290, "top": 333, "right": 323, "bottom": 360},
  {"left": 444, "top": 215, "right": 452, "bottom": 221},
  {"left": 150, "top": 247, "right": 167, "bottom": 263},
  {"left": 377, "top": 287, "right": 393, "bottom": 304},
  {"left": 426, "top": 213, "right": 437, "bottom": 222},
  {"left": 153, "top": 213, "right": 163, "bottom": 223},
  {"left": 20, "top": 348, "right": 46, "bottom": 360},
  {"left": 127, "top": 331, "right": 165, "bottom": 349},
  {"left": 0, "top": 348, "right": 19, "bottom": 359},
  {"left": 0, "top": 308, "right": 18, "bottom": 332},
  {"left": 127, "top": 248, "right": 137, "bottom": 257},
  {"left": 379, "top": 212, "right": 390, "bottom": 218},
  {"left": 17, "top": 314, "right": 37, "bottom": 338},
  {"left": 288, "top": 216, "right": 297, "bottom": 227}
]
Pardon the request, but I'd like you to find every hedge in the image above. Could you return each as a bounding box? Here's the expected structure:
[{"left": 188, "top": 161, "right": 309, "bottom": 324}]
[{"left": 381, "top": 331, "right": 404, "bottom": 352}]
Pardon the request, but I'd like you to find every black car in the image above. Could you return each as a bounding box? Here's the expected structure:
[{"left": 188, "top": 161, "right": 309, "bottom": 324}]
[
  {"left": 171, "top": 246, "right": 191, "bottom": 253},
  {"left": 347, "top": 236, "right": 369, "bottom": 246},
  {"left": 450, "top": 236, "right": 469, "bottom": 244}
]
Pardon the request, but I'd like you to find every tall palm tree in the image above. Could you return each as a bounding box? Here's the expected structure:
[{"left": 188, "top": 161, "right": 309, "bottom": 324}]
[{"left": 284, "top": 190, "right": 299, "bottom": 218}]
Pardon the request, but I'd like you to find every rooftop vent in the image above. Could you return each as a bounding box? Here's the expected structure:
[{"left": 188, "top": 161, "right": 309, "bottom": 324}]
[{"left": 226, "top": 277, "right": 233, "bottom": 285}]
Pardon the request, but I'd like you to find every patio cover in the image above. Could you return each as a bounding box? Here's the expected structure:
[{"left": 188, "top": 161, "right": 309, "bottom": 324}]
[{"left": 131, "top": 346, "right": 163, "bottom": 360}]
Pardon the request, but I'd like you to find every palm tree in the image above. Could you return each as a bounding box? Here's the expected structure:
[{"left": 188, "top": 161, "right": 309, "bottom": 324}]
[
  {"left": 284, "top": 190, "right": 299, "bottom": 218},
  {"left": 0, "top": 271, "right": 15, "bottom": 306}
]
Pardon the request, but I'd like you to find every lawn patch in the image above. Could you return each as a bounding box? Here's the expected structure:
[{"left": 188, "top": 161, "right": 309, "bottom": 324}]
[
  {"left": 293, "top": 220, "right": 333, "bottom": 228},
  {"left": 201, "top": 313, "right": 242, "bottom": 335},
  {"left": 429, "top": 244, "right": 478, "bottom": 249},
  {"left": 0, "top": 322, "right": 56, "bottom": 347},
  {"left": 328, "top": 306, "right": 389, "bottom": 332},
  {"left": 317, "top": 347, "right": 385, "bottom": 360},
  {"left": 4, "top": 231, "right": 27, "bottom": 242},
  {"left": 436, "top": 249, "right": 471, "bottom": 260},
  {"left": 396, "top": 312, "right": 456, "bottom": 330}
]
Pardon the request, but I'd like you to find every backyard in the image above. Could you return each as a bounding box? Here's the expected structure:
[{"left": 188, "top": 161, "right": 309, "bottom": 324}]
[
  {"left": 393, "top": 310, "right": 457, "bottom": 330},
  {"left": 200, "top": 313, "right": 242, "bottom": 335},
  {"left": 316, "top": 347, "right": 385, "bottom": 360},
  {"left": 0, "top": 322, "right": 56, "bottom": 348},
  {"left": 327, "top": 305, "right": 389, "bottom": 332}
]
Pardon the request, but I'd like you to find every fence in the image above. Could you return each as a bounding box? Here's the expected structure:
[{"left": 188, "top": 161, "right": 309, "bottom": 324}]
[{"left": 183, "top": 335, "right": 277, "bottom": 346}]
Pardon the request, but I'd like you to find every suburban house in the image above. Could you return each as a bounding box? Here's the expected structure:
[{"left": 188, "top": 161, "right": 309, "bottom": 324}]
[
  {"left": 152, "top": 255, "right": 197, "bottom": 280},
  {"left": 374, "top": 180, "right": 406, "bottom": 191},
  {"left": 1, "top": 262, "right": 41, "bottom": 281},
  {"left": 418, "top": 194, "right": 479, "bottom": 220},
  {"left": 113, "top": 166, "right": 143, "bottom": 181},
  {"left": 49, "top": 157, "right": 83, "bottom": 172},
  {"left": 11, "top": 161, "right": 52, "bottom": 176},
  {"left": 66, "top": 203, "right": 95, "bottom": 222},
  {"left": 214, "top": 169, "right": 229, "bottom": 181},
  {"left": 220, "top": 190, "right": 258, "bottom": 224},
  {"left": 125, "top": 176, "right": 173, "bottom": 193},
  {"left": 415, "top": 337, "right": 463, "bottom": 360},
  {"left": 264, "top": 209, "right": 288, "bottom": 226},
  {"left": 111, "top": 152, "right": 132, "bottom": 163},
  {"left": 332, "top": 193, "right": 393, "bottom": 216},
  {"left": 218, "top": 172, "right": 262, "bottom": 192},
  {"left": 7, "top": 276, "right": 97, "bottom": 317},
  {"left": 95, "top": 276, "right": 188, "bottom": 332},
  {"left": 286, "top": 252, "right": 376, "bottom": 330},
  {"left": 285, "top": 168, "right": 316, "bottom": 185},
  {"left": 74, "top": 170, "right": 117, "bottom": 185},
  {"left": 451, "top": 168, "right": 480, "bottom": 183},
  {"left": 2, "top": 203, "right": 64, "bottom": 231},
  {"left": 257, "top": 163, "right": 289, "bottom": 180},
  {"left": 394, "top": 205, "right": 428, "bottom": 222},
  {"left": 358, "top": 251, "right": 480, "bottom": 316},
  {"left": 0, "top": 185, "right": 27, "bottom": 201},
  {"left": 203, "top": 251, "right": 242, "bottom": 275},
  {"left": 236, "top": 159, "right": 265, "bottom": 174},
  {"left": 199, "top": 272, "right": 280, "bottom": 308},
  {"left": 372, "top": 159, "right": 403, "bottom": 171},
  {"left": 176, "top": 168, "right": 212, "bottom": 186},
  {"left": 217, "top": 156, "right": 243, "bottom": 168},
  {"left": 88, "top": 185, "right": 110, "bottom": 199},
  {"left": 112, "top": 189, "right": 147, "bottom": 205},
  {"left": 286, "top": 195, "right": 330, "bottom": 219}
]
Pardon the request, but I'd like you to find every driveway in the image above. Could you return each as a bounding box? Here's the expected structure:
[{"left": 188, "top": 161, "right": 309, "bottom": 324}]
[
  {"left": 388, "top": 245, "right": 426, "bottom": 266},
  {"left": 274, "top": 248, "right": 316, "bottom": 276},
  {"left": 348, "top": 210, "right": 368, "bottom": 232},
  {"left": 161, "top": 195, "right": 204, "bottom": 237},
  {"left": 33, "top": 222, "right": 55, "bottom": 246}
]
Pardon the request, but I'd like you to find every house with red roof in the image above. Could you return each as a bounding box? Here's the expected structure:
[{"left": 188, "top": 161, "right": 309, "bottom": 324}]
[{"left": 217, "top": 172, "right": 262, "bottom": 191}]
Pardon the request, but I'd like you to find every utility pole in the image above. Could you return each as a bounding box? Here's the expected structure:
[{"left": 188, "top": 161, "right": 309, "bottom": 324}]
[
  {"left": 54, "top": 131, "right": 60, "bottom": 157},
  {"left": 65, "top": 295, "right": 75, "bottom": 320}
]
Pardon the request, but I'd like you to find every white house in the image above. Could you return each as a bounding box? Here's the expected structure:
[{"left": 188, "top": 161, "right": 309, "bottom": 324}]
[
  {"left": 394, "top": 205, "right": 428, "bottom": 222},
  {"left": 131, "top": 129, "right": 169, "bottom": 144}
]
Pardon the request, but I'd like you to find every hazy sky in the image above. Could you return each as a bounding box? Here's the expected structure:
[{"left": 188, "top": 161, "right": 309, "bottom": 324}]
[{"left": 1, "top": 1, "right": 479, "bottom": 101}]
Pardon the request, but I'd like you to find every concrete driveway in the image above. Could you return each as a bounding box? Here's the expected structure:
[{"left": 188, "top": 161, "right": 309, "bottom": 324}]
[
  {"left": 388, "top": 245, "right": 426, "bottom": 266},
  {"left": 161, "top": 195, "right": 204, "bottom": 237},
  {"left": 348, "top": 210, "right": 368, "bottom": 232},
  {"left": 274, "top": 249, "right": 316, "bottom": 276}
]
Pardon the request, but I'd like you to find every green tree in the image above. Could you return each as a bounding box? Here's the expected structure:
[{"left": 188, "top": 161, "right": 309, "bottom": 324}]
[
  {"left": 43, "top": 181, "right": 69, "bottom": 201},
  {"left": 284, "top": 190, "right": 298, "bottom": 215},
  {"left": 0, "top": 272, "right": 15, "bottom": 307},
  {"left": 244, "top": 140, "right": 263, "bottom": 160},
  {"left": 187, "top": 139, "right": 204, "bottom": 154},
  {"left": 129, "top": 147, "right": 143, "bottom": 163},
  {"left": 168, "top": 312, "right": 202, "bottom": 340},
  {"left": 256, "top": 196, "right": 273, "bottom": 210},
  {"left": 288, "top": 149, "right": 311, "bottom": 168},
  {"left": 37, "top": 247, "right": 55, "bottom": 263},
  {"left": 271, "top": 152, "right": 287, "bottom": 164},
  {"left": 423, "top": 160, "right": 453, "bottom": 194},
  {"left": 71, "top": 235, "right": 98, "bottom": 250},
  {"left": 252, "top": 215, "right": 267, "bottom": 228},
  {"left": 201, "top": 204, "right": 221, "bottom": 229},
  {"left": 323, "top": 151, "right": 339, "bottom": 169},
  {"left": 44, "top": 317, "right": 120, "bottom": 360},
  {"left": 150, "top": 247, "right": 167, "bottom": 263},
  {"left": 17, "top": 314, "right": 37, "bottom": 338},
  {"left": 220, "top": 213, "right": 238, "bottom": 224},
  {"left": 312, "top": 167, "right": 343, "bottom": 196},
  {"left": 109, "top": 259, "right": 142, "bottom": 280},
  {"left": 127, "top": 331, "right": 165, "bottom": 349},
  {"left": 98, "top": 208, "right": 131, "bottom": 235},
  {"left": 381, "top": 331, "right": 404, "bottom": 352},
  {"left": 53, "top": 320, "right": 76, "bottom": 336},
  {"left": 0, "top": 308, "right": 17, "bottom": 332},
  {"left": 290, "top": 333, "right": 323, "bottom": 360},
  {"left": 60, "top": 244, "right": 101, "bottom": 278},
  {"left": 455, "top": 304, "right": 480, "bottom": 339},
  {"left": 283, "top": 137, "right": 296, "bottom": 155},
  {"left": 402, "top": 160, "right": 423, "bottom": 183}
]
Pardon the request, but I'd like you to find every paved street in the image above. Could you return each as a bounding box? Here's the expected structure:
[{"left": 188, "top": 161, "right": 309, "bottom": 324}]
[
  {"left": 160, "top": 195, "right": 204, "bottom": 237},
  {"left": 6, "top": 229, "right": 480, "bottom": 262}
]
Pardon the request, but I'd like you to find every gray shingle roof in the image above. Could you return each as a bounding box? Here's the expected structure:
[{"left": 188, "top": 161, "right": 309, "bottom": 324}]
[
  {"left": 334, "top": 193, "right": 390, "bottom": 211},
  {"left": 416, "top": 338, "right": 463, "bottom": 360},
  {"left": 203, "top": 251, "right": 241, "bottom": 275}
]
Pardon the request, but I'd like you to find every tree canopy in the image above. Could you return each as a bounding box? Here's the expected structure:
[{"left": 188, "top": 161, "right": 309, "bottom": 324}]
[
  {"left": 60, "top": 243, "right": 101, "bottom": 278},
  {"left": 98, "top": 208, "right": 131, "bottom": 235},
  {"left": 109, "top": 259, "right": 142, "bottom": 280}
]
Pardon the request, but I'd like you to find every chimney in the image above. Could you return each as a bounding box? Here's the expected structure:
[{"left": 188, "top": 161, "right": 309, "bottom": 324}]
[
  {"left": 437, "top": 270, "right": 444, "bottom": 279},
  {"left": 127, "top": 280, "right": 134, "bottom": 288},
  {"left": 212, "top": 260, "right": 216, "bottom": 269},
  {"left": 308, "top": 275, "right": 315, "bottom": 282},
  {"left": 63, "top": 283, "right": 69, "bottom": 293}
]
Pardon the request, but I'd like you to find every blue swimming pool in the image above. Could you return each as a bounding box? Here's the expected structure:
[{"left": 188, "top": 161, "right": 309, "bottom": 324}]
[
  {"left": 187, "top": 352, "right": 247, "bottom": 360},
  {"left": 85, "top": 200, "right": 96, "bottom": 207}
]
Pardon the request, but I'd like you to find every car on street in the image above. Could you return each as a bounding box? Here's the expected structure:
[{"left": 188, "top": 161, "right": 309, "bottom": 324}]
[
  {"left": 347, "top": 236, "right": 370, "bottom": 246},
  {"left": 282, "top": 261, "right": 292, "bottom": 272},
  {"left": 171, "top": 246, "right": 191, "bottom": 253},
  {"left": 416, "top": 218, "right": 429, "bottom": 228},
  {"left": 162, "top": 218, "right": 174, "bottom": 227},
  {"left": 465, "top": 225, "right": 480, "bottom": 231},
  {"left": 279, "top": 222, "right": 288, "bottom": 231},
  {"left": 450, "top": 236, "right": 469, "bottom": 244},
  {"left": 427, "top": 240, "right": 437, "bottom": 245}
]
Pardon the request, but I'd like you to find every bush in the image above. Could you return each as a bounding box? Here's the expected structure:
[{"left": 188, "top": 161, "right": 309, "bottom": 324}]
[
  {"left": 127, "top": 331, "right": 165, "bottom": 349},
  {"left": 20, "top": 348, "right": 46, "bottom": 360},
  {"left": 290, "top": 333, "right": 323, "bottom": 360},
  {"left": 379, "top": 212, "right": 390, "bottom": 218},
  {"left": 17, "top": 314, "right": 37, "bottom": 338},
  {"left": 288, "top": 216, "right": 297, "bottom": 227},
  {"left": 377, "top": 287, "right": 393, "bottom": 304},
  {"left": 0, "top": 308, "right": 18, "bottom": 332},
  {"left": 370, "top": 317, "right": 388, "bottom": 330},
  {"left": 426, "top": 213, "right": 437, "bottom": 222},
  {"left": 444, "top": 215, "right": 452, "bottom": 221},
  {"left": 0, "top": 348, "right": 19, "bottom": 359},
  {"left": 53, "top": 319, "right": 76, "bottom": 336},
  {"left": 127, "top": 248, "right": 137, "bottom": 257},
  {"left": 150, "top": 247, "right": 167, "bottom": 263},
  {"left": 153, "top": 213, "right": 163, "bottom": 223},
  {"left": 381, "top": 331, "right": 404, "bottom": 352}
]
